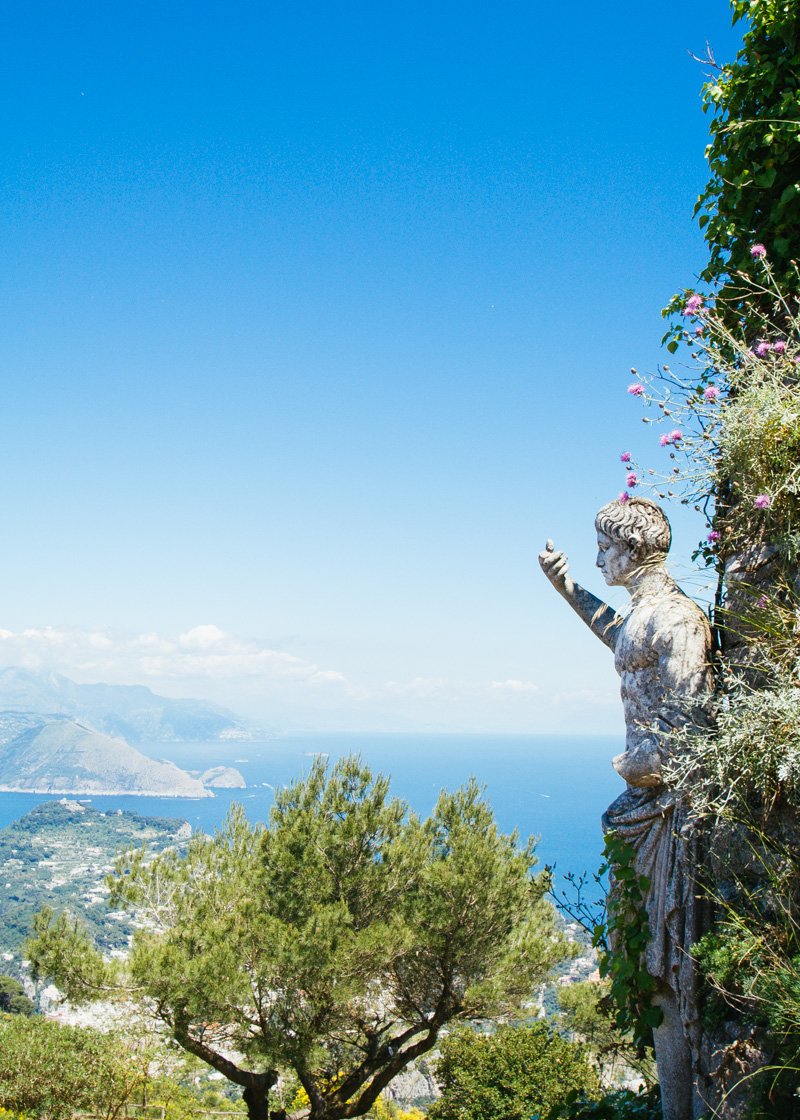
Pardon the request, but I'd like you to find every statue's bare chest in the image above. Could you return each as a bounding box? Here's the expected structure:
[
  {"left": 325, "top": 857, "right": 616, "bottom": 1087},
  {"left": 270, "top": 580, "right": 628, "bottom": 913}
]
[{"left": 614, "top": 606, "right": 658, "bottom": 675}]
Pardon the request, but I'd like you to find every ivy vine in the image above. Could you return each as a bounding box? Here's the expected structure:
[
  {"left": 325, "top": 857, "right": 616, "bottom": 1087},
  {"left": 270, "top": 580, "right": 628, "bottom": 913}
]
[{"left": 593, "top": 832, "right": 663, "bottom": 1053}]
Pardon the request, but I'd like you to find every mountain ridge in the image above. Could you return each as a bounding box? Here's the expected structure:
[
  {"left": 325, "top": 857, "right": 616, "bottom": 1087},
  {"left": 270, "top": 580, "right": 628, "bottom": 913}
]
[{"left": 0, "top": 667, "right": 263, "bottom": 742}]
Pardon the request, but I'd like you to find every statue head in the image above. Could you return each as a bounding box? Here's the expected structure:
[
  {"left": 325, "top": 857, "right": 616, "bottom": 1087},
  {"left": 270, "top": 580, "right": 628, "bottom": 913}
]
[{"left": 594, "top": 497, "right": 671, "bottom": 586}]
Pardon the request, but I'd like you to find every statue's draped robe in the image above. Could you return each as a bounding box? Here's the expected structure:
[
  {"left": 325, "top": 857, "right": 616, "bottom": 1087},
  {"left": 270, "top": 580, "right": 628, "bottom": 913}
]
[{"left": 604, "top": 788, "right": 703, "bottom": 1060}]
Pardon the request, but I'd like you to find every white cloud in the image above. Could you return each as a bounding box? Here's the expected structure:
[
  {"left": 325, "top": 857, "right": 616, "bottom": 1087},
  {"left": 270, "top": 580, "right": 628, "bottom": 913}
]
[
  {"left": 381, "top": 677, "right": 542, "bottom": 704},
  {"left": 384, "top": 677, "right": 449, "bottom": 699},
  {"left": 551, "top": 688, "right": 617, "bottom": 707},
  {"left": 310, "top": 670, "right": 347, "bottom": 684},
  {"left": 489, "top": 679, "right": 539, "bottom": 694},
  {"left": 0, "top": 624, "right": 350, "bottom": 692},
  {"left": 0, "top": 623, "right": 621, "bottom": 731}
]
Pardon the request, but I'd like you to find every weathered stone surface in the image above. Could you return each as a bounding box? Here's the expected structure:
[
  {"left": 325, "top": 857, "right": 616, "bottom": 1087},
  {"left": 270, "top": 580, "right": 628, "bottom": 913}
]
[{"left": 540, "top": 497, "right": 713, "bottom": 1120}]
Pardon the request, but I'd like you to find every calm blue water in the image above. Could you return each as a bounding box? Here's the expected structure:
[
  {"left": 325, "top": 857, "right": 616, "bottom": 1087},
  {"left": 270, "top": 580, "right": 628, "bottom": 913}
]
[{"left": 0, "top": 733, "right": 623, "bottom": 898}]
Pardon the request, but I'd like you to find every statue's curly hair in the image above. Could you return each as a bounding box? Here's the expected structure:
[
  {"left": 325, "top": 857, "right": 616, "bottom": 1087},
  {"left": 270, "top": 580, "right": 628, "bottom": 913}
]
[{"left": 595, "top": 496, "right": 671, "bottom": 557}]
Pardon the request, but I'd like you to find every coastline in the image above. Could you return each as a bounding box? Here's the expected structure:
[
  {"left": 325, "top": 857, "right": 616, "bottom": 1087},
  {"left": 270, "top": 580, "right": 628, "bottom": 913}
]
[{"left": 0, "top": 784, "right": 214, "bottom": 798}]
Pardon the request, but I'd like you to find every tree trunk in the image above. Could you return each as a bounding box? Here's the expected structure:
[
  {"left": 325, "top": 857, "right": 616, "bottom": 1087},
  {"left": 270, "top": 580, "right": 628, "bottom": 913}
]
[{"left": 243, "top": 1085, "right": 271, "bottom": 1120}]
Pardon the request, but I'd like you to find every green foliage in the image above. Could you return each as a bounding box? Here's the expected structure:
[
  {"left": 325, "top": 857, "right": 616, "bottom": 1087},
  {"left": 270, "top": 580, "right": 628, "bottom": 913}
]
[
  {"left": 664, "top": 0, "right": 800, "bottom": 334},
  {"left": 0, "top": 1015, "right": 150, "bottom": 1120},
  {"left": 689, "top": 904, "right": 800, "bottom": 1113},
  {"left": 426, "top": 1024, "right": 600, "bottom": 1120},
  {"left": 656, "top": 667, "right": 800, "bottom": 1108},
  {"left": 557, "top": 981, "right": 606, "bottom": 1041},
  {"left": 699, "top": 1, "right": 800, "bottom": 302},
  {"left": 629, "top": 8, "right": 800, "bottom": 1106},
  {"left": 0, "top": 800, "right": 189, "bottom": 966},
  {"left": 29, "top": 757, "right": 570, "bottom": 1120},
  {"left": 592, "top": 834, "right": 661, "bottom": 1054},
  {"left": 634, "top": 259, "right": 800, "bottom": 551},
  {"left": 665, "top": 666, "right": 800, "bottom": 823},
  {"left": 544, "top": 1085, "right": 662, "bottom": 1120},
  {"left": 0, "top": 975, "right": 34, "bottom": 1017},
  {"left": 370, "top": 1099, "right": 424, "bottom": 1120},
  {"left": 556, "top": 982, "right": 656, "bottom": 1089},
  {"left": 147, "top": 1072, "right": 248, "bottom": 1120}
]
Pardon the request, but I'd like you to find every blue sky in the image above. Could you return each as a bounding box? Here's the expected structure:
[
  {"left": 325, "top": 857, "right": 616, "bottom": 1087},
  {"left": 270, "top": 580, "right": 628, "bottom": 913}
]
[{"left": 0, "top": 1, "right": 742, "bottom": 731}]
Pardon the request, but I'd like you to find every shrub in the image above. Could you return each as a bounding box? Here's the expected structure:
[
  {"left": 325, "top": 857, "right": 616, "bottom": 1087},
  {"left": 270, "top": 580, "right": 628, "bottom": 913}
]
[{"left": 427, "top": 1024, "right": 600, "bottom": 1120}]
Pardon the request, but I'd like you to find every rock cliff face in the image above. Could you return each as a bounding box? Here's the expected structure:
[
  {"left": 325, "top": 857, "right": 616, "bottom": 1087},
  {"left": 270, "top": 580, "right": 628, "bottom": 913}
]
[{"left": 0, "top": 716, "right": 211, "bottom": 797}]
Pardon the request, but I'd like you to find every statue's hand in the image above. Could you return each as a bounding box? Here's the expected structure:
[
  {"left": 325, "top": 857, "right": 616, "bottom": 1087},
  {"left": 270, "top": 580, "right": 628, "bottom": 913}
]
[{"left": 538, "top": 539, "right": 574, "bottom": 595}]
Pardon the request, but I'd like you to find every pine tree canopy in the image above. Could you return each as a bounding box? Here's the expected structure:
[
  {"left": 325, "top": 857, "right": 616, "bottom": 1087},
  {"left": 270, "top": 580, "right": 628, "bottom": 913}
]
[{"left": 28, "top": 755, "right": 570, "bottom": 1120}]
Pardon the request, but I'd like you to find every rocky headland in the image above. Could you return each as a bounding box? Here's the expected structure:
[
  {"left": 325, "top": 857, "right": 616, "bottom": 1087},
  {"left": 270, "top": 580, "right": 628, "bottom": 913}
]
[{"left": 0, "top": 715, "right": 215, "bottom": 797}]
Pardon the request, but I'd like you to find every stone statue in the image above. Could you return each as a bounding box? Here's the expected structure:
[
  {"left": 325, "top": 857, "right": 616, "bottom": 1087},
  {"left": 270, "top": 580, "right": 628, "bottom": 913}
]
[{"left": 539, "top": 497, "right": 713, "bottom": 1120}]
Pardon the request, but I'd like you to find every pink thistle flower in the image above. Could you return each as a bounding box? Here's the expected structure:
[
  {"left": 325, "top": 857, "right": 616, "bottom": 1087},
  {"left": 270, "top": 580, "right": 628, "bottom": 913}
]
[
  {"left": 750, "top": 243, "right": 767, "bottom": 260},
  {"left": 626, "top": 472, "right": 639, "bottom": 488},
  {"left": 618, "top": 491, "right": 629, "bottom": 504},
  {"left": 669, "top": 429, "right": 682, "bottom": 443},
  {"left": 707, "top": 531, "right": 721, "bottom": 543},
  {"left": 685, "top": 294, "right": 703, "bottom": 313},
  {"left": 754, "top": 494, "right": 772, "bottom": 509},
  {"left": 704, "top": 385, "right": 720, "bottom": 401},
  {"left": 620, "top": 452, "right": 631, "bottom": 463},
  {"left": 774, "top": 340, "right": 786, "bottom": 354},
  {"left": 660, "top": 434, "right": 670, "bottom": 447},
  {"left": 694, "top": 326, "right": 703, "bottom": 336},
  {"left": 759, "top": 595, "right": 768, "bottom": 608},
  {"left": 756, "top": 340, "right": 772, "bottom": 357},
  {"left": 627, "top": 383, "right": 644, "bottom": 396}
]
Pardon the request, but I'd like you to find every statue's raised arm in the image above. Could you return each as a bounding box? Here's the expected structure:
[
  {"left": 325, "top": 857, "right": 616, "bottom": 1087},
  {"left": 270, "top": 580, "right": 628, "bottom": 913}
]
[{"left": 538, "top": 539, "right": 623, "bottom": 650}]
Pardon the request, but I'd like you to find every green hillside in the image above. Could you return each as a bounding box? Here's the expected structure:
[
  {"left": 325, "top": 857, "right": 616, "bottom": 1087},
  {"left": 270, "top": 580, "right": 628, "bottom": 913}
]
[{"left": 0, "top": 800, "right": 190, "bottom": 974}]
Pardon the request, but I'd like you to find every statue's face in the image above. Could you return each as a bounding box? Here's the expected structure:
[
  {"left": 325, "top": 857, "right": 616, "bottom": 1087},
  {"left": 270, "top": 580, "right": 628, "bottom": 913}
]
[{"left": 596, "top": 530, "right": 639, "bottom": 586}]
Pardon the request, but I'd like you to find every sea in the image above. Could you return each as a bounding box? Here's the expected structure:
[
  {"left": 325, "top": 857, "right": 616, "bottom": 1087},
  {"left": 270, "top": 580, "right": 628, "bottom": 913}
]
[{"left": 0, "top": 733, "right": 624, "bottom": 903}]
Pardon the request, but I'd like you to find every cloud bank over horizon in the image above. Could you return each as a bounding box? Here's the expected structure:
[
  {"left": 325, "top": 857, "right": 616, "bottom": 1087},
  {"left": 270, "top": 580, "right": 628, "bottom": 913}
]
[{"left": 0, "top": 622, "right": 622, "bottom": 734}]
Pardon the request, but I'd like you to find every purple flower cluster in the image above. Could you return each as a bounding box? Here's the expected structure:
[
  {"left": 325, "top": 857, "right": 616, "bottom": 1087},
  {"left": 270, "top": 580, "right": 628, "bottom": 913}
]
[
  {"left": 774, "top": 340, "right": 787, "bottom": 354},
  {"left": 659, "top": 429, "right": 682, "bottom": 447},
  {"left": 703, "top": 385, "right": 720, "bottom": 401},
  {"left": 618, "top": 491, "right": 629, "bottom": 504},
  {"left": 750, "top": 243, "right": 767, "bottom": 260},
  {"left": 620, "top": 452, "right": 631, "bottom": 463},
  {"left": 627, "top": 383, "right": 644, "bottom": 396},
  {"left": 754, "top": 494, "right": 772, "bottom": 509},
  {"left": 626, "top": 472, "right": 639, "bottom": 488},
  {"left": 756, "top": 340, "right": 772, "bottom": 357},
  {"left": 707, "top": 530, "right": 721, "bottom": 543}
]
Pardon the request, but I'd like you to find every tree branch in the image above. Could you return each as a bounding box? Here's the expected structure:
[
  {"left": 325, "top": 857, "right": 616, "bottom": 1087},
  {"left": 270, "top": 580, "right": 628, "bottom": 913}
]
[{"left": 167, "top": 1008, "right": 277, "bottom": 1093}]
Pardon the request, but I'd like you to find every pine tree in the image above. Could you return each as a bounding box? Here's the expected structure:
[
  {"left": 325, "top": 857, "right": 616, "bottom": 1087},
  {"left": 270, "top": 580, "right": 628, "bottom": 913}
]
[{"left": 29, "top": 756, "right": 569, "bottom": 1120}]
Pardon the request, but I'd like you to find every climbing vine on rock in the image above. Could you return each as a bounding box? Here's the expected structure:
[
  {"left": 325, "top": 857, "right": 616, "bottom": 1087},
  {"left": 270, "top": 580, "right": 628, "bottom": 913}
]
[{"left": 592, "top": 832, "right": 662, "bottom": 1054}]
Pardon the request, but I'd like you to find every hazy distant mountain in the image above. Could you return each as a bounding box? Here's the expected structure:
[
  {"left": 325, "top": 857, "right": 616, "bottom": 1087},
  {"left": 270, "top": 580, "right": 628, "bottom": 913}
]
[
  {"left": 0, "top": 715, "right": 212, "bottom": 797},
  {"left": 0, "top": 667, "right": 262, "bottom": 742}
]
